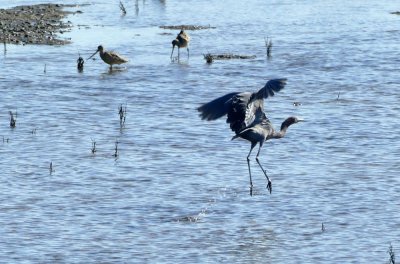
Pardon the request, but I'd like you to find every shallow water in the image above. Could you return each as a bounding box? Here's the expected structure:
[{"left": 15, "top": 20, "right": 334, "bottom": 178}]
[{"left": 1, "top": 0, "right": 400, "bottom": 263}]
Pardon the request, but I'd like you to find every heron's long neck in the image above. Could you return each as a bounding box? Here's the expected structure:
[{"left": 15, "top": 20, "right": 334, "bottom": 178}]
[
  {"left": 271, "top": 127, "right": 288, "bottom": 139},
  {"left": 271, "top": 120, "right": 292, "bottom": 139}
]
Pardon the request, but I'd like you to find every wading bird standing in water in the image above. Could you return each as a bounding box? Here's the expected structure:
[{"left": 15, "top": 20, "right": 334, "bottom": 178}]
[
  {"left": 198, "top": 79, "right": 302, "bottom": 195},
  {"left": 171, "top": 30, "right": 190, "bottom": 59},
  {"left": 88, "top": 45, "right": 128, "bottom": 70}
]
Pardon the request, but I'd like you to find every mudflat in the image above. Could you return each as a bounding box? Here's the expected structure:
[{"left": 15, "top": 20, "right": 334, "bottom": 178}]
[{"left": 0, "top": 3, "right": 81, "bottom": 45}]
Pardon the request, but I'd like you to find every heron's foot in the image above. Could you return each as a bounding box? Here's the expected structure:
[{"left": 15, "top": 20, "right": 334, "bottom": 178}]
[{"left": 267, "top": 180, "right": 272, "bottom": 194}]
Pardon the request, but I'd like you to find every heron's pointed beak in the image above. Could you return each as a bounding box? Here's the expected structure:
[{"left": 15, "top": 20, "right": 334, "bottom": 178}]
[
  {"left": 297, "top": 118, "right": 305, "bottom": 122},
  {"left": 87, "top": 50, "right": 99, "bottom": 60}
]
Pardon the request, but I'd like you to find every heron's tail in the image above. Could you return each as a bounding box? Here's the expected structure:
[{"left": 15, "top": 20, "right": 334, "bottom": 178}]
[{"left": 231, "top": 127, "right": 250, "bottom": 140}]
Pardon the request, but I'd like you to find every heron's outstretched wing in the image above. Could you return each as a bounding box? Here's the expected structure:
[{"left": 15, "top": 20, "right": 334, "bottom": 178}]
[
  {"left": 228, "top": 79, "right": 287, "bottom": 134},
  {"left": 198, "top": 79, "right": 287, "bottom": 135},
  {"left": 197, "top": 92, "right": 239, "bottom": 121},
  {"left": 254, "top": 78, "right": 287, "bottom": 100}
]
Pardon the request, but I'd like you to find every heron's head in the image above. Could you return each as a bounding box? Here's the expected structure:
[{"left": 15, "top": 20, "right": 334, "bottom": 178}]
[{"left": 280, "top": 116, "right": 303, "bottom": 130}]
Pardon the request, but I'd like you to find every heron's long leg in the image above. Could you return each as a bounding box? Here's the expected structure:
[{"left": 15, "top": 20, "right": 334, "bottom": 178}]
[
  {"left": 247, "top": 142, "right": 257, "bottom": 196},
  {"left": 170, "top": 46, "right": 175, "bottom": 58},
  {"left": 255, "top": 144, "right": 272, "bottom": 194},
  {"left": 187, "top": 47, "right": 190, "bottom": 58}
]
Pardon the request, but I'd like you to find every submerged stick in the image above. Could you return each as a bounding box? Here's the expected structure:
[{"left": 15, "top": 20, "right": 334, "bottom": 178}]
[
  {"left": 91, "top": 138, "right": 96, "bottom": 154},
  {"left": 113, "top": 139, "right": 119, "bottom": 158},
  {"left": 9, "top": 111, "right": 16, "bottom": 128},
  {"left": 119, "top": 1, "right": 127, "bottom": 15},
  {"left": 388, "top": 243, "right": 395, "bottom": 264},
  {"left": 77, "top": 53, "right": 84, "bottom": 71},
  {"left": 265, "top": 37, "right": 272, "bottom": 57},
  {"left": 49, "top": 162, "right": 54, "bottom": 174},
  {"left": 119, "top": 104, "right": 127, "bottom": 128}
]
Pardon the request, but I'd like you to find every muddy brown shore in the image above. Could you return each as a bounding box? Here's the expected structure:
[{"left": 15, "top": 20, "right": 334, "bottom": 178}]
[{"left": 0, "top": 3, "right": 81, "bottom": 45}]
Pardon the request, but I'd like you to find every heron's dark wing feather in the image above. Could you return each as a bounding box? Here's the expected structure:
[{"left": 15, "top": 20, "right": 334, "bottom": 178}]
[
  {"left": 244, "top": 99, "right": 266, "bottom": 129},
  {"left": 226, "top": 92, "right": 253, "bottom": 134},
  {"left": 255, "top": 78, "right": 287, "bottom": 99},
  {"left": 197, "top": 92, "right": 239, "bottom": 121}
]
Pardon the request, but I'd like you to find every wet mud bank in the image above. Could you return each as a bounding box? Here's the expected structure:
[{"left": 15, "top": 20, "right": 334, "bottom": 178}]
[{"left": 0, "top": 3, "right": 82, "bottom": 45}]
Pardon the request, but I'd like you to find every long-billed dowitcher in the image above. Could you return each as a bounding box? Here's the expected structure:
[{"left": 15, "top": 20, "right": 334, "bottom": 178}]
[
  {"left": 170, "top": 30, "right": 190, "bottom": 59},
  {"left": 198, "top": 79, "right": 303, "bottom": 196},
  {"left": 88, "top": 45, "right": 128, "bottom": 70}
]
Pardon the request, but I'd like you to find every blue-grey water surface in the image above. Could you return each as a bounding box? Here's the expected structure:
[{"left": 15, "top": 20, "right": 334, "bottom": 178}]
[{"left": 1, "top": 0, "right": 400, "bottom": 263}]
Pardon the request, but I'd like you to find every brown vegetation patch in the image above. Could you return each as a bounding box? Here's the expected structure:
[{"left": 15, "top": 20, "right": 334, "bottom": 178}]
[
  {"left": 159, "top": 24, "right": 216, "bottom": 30},
  {"left": 203, "top": 53, "right": 256, "bottom": 63}
]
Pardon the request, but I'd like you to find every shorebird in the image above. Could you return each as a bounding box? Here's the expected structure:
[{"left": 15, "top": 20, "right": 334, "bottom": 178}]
[
  {"left": 88, "top": 45, "right": 128, "bottom": 70},
  {"left": 171, "top": 30, "right": 190, "bottom": 59},
  {"left": 198, "top": 79, "right": 302, "bottom": 195}
]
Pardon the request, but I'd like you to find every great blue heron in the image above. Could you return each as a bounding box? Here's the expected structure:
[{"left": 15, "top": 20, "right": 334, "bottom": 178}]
[
  {"left": 171, "top": 30, "right": 190, "bottom": 59},
  {"left": 198, "top": 78, "right": 302, "bottom": 195},
  {"left": 88, "top": 45, "right": 128, "bottom": 70}
]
